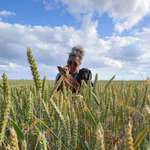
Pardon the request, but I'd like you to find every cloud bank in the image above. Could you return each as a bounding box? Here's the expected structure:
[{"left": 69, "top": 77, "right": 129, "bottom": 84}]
[
  {"left": 1, "top": 0, "right": 150, "bottom": 79},
  {"left": 0, "top": 18, "right": 150, "bottom": 79},
  {"left": 45, "top": 0, "right": 150, "bottom": 32},
  {"left": 0, "top": 10, "right": 16, "bottom": 21}
]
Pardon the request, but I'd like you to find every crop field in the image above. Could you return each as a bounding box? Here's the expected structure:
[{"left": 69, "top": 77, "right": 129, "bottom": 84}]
[{"left": 0, "top": 49, "right": 150, "bottom": 150}]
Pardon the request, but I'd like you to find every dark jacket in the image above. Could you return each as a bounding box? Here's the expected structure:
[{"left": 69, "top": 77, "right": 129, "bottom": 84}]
[{"left": 55, "top": 68, "right": 93, "bottom": 91}]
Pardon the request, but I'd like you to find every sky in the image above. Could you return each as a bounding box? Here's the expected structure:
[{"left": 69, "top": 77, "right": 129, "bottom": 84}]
[{"left": 0, "top": 0, "right": 150, "bottom": 80}]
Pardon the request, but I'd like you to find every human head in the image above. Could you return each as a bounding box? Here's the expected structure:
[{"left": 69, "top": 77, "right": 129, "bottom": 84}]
[{"left": 67, "top": 46, "right": 84, "bottom": 74}]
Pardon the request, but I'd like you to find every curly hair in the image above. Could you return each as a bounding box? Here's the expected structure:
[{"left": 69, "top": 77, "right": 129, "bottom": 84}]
[{"left": 68, "top": 46, "right": 84, "bottom": 64}]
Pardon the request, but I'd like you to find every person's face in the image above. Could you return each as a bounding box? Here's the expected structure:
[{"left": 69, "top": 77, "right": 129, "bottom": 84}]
[{"left": 67, "top": 56, "right": 80, "bottom": 74}]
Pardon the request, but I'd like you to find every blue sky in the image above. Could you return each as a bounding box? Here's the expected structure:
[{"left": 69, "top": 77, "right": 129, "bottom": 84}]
[
  {"left": 0, "top": 0, "right": 114, "bottom": 36},
  {"left": 0, "top": 0, "right": 150, "bottom": 80},
  {"left": 0, "top": 0, "right": 80, "bottom": 27}
]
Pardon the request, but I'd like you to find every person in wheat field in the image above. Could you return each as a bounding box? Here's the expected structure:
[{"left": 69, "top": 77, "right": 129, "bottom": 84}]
[{"left": 55, "top": 46, "right": 93, "bottom": 92}]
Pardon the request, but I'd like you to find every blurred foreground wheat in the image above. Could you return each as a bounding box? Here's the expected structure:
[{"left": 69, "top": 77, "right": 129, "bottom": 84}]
[{"left": 0, "top": 48, "right": 150, "bottom": 150}]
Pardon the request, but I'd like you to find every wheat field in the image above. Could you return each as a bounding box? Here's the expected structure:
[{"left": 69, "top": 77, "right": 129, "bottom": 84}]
[{"left": 0, "top": 49, "right": 150, "bottom": 150}]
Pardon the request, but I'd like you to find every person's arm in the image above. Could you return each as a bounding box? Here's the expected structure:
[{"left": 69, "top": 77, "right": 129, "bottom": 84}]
[
  {"left": 55, "top": 65, "right": 70, "bottom": 91},
  {"left": 55, "top": 73, "right": 63, "bottom": 91},
  {"left": 55, "top": 73, "right": 61, "bottom": 83},
  {"left": 55, "top": 66, "right": 80, "bottom": 92}
]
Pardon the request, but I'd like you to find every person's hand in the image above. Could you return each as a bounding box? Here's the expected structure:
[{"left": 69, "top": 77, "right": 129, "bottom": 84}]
[
  {"left": 57, "top": 65, "right": 70, "bottom": 76},
  {"left": 57, "top": 65, "right": 80, "bottom": 92},
  {"left": 63, "top": 65, "right": 70, "bottom": 76}
]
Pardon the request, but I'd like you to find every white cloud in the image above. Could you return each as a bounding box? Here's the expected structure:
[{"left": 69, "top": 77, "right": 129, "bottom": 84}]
[
  {"left": 42, "top": 0, "right": 60, "bottom": 10},
  {"left": 56, "top": 0, "right": 150, "bottom": 32},
  {"left": 102, "top": 57, "right": 124, "bottom": 69},
  {"left": 0, "top": 20, "right": 150, "bottom": 79},
  {"left": 114, "top": 0, "right": 150, "bottom": 32},
  {"left": 0, "top": 10, "right": 16, "bottom": 17}
]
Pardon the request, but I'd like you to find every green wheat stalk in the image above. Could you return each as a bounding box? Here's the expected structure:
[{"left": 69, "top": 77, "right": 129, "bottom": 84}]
[
  {"left": 0, "top": 73, "right": 11, "bottom": 146},
  {"left": 27, "top": 48, "right": 42, "bottom": 92},
  {"left": 38, "top": 132, "right": 47, "bottom": 150},
  {"left": 7, "top": 128, "right": 19, "bottom": 150},
  {"left": 94, "top": 122, "right": 105, "bottom": 150}
]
